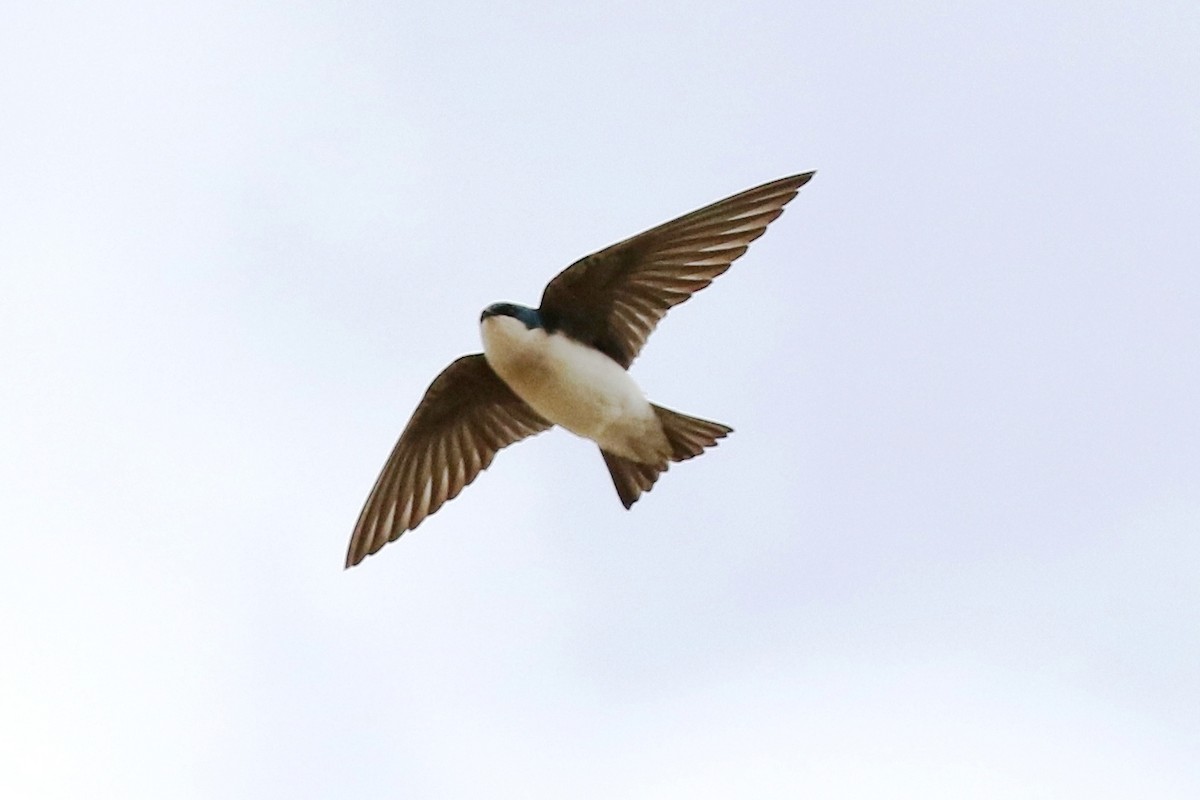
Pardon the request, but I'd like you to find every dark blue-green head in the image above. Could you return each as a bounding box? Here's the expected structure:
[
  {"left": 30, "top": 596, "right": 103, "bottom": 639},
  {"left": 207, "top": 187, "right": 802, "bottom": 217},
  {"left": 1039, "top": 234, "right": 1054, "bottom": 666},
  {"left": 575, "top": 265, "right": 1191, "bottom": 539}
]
[{"left": 480, "top": 302, "right": 542, "bottom": 330}]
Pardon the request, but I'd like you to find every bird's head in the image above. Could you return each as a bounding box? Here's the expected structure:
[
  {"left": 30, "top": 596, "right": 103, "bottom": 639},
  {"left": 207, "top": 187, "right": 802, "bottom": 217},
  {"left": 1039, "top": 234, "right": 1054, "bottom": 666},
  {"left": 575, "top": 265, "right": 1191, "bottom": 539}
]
[{"left": 480, "top": 302, "right": 542, "bottom": 330}]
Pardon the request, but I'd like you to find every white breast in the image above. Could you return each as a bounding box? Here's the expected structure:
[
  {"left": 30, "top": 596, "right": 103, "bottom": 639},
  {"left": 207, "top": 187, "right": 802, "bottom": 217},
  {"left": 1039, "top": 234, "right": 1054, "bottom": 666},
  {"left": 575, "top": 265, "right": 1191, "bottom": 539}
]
[{"left": 480, "top": 315, "right": 668, "bottom": 461}]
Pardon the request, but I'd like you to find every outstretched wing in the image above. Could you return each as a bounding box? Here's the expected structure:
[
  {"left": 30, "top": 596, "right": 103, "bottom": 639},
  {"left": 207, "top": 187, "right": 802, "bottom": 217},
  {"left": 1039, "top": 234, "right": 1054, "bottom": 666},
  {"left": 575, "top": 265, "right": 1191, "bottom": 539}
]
[
  {"left": 538, "top": 172, "right": 814, "bottom": 368},
  {"left": 346, "top": 354, "right": 551, "bottom": 567}
]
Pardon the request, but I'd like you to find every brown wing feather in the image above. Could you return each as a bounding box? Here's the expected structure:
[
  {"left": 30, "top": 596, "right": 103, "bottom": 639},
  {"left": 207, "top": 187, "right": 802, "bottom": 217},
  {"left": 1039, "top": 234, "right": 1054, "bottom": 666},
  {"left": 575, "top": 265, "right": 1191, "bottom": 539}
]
[
  {"left": 539, "top": 172, "right": 815, "bottom": 368},
  {"left": 346, "top": 354, "right": 551, "bottom": 567}
]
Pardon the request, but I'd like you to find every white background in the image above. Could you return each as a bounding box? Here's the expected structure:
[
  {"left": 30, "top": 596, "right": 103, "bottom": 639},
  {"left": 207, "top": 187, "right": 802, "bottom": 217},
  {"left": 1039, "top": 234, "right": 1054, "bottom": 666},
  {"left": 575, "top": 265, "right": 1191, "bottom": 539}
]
[{"left": 3, "top": 2, "right": 1198, "bottom": 797}]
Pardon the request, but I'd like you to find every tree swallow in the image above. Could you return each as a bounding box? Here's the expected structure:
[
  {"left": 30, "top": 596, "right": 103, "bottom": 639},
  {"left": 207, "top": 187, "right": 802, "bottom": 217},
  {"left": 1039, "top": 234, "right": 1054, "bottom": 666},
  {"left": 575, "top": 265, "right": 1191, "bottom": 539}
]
[{"left": 346, "top": 172, "right": 815, "bottom": 567}]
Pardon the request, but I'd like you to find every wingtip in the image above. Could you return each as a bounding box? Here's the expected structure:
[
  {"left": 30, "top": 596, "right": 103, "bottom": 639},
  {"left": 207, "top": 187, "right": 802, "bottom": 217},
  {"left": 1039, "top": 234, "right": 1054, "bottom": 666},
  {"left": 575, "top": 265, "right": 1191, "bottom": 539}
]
[
  {"left": 345, "top": 536, "right": 371, "bottom": 569},
  {"left": 753, "top": 171, "right": 815, "bottom": 199},
  {"left": 792, "top": 170, "right": 816, "bottom": 187}
]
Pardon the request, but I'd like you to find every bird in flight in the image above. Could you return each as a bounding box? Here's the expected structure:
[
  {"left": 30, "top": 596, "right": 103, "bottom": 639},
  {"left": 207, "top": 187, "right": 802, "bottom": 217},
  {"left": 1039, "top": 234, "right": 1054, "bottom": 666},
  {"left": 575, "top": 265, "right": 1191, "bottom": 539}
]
[{"left": 346, "top": 172, "right": 815, "bottom": 567}]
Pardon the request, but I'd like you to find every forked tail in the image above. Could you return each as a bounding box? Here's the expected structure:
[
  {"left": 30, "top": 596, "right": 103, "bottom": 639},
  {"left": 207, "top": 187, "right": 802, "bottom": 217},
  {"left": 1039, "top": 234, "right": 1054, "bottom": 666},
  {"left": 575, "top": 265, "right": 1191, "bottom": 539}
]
[{"left": 601, "top": 405, "right": 732, "bottom": 509}]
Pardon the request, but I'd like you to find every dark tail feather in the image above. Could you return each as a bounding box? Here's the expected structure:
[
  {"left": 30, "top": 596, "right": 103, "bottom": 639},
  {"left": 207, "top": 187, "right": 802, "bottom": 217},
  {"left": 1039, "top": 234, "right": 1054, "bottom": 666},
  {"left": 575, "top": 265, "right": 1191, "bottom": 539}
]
[
  {"left": 601, "top": 450, "right": 665, "bottom": 509},
  {"left": 652, "top": 404, "right": 732, "bottom": 461},
  {"left": 600, "top": 406, "right": 732, "bottom": 509}
]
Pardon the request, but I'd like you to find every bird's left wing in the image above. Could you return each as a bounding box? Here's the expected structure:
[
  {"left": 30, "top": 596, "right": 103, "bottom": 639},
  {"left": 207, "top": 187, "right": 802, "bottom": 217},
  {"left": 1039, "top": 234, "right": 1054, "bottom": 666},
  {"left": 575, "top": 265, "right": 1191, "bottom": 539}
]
[
  {"left": 346, "top": 354, "right": 551, "bottom": 567},
  {"left": 538, "top": 172, "right": 814, "bottom": 368}
]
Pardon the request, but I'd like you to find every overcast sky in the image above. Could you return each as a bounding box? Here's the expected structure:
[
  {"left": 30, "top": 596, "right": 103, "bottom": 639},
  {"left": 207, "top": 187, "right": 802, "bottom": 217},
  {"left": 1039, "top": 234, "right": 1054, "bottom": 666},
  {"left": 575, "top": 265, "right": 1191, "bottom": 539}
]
[{"left": 2, "top": 2, "right": 1198, "bottom": 797}]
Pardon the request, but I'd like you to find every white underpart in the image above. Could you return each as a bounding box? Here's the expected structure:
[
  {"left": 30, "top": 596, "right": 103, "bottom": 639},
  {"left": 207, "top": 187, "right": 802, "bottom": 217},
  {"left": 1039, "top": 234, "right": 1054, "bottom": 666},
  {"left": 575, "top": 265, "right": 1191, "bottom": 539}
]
[{"left": 481, "top": 315, "right": 670, "bottom": 463}]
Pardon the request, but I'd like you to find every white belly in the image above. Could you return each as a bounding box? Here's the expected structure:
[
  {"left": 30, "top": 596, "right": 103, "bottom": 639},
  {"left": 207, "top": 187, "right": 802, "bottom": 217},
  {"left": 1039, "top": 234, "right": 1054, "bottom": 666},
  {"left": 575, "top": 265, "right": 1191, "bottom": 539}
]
[{"left": 481, "top": 316, "right": 669, "bottom": 462}]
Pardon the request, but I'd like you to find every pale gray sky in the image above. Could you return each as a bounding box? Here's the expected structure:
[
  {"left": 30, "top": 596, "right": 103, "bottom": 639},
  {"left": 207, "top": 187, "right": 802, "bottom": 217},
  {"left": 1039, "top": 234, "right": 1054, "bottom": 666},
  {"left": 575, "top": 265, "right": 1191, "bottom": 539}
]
[{"left": 2, "top": 2, "right": 1198, "bottom": 798}]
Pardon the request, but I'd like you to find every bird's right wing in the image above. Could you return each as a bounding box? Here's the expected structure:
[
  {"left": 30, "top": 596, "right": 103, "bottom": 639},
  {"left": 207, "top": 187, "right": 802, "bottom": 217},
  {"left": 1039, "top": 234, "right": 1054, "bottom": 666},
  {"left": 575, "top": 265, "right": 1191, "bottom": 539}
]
[
  {"left": 346, "top": 354, "right": 551, "bottom": 567},
  {"left": 538, "top": 173, "right": 814, "bottom": 368}
]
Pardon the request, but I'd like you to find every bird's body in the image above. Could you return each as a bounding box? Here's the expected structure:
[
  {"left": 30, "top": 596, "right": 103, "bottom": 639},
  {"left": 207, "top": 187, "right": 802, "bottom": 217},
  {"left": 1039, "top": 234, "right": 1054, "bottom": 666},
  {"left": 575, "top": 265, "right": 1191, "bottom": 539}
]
[
  {"left": 345, "top": 171, "right": 815, "bottom": 567},
  {"left": 480, "top": 310, "right": 669, "bottom": 463}
]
